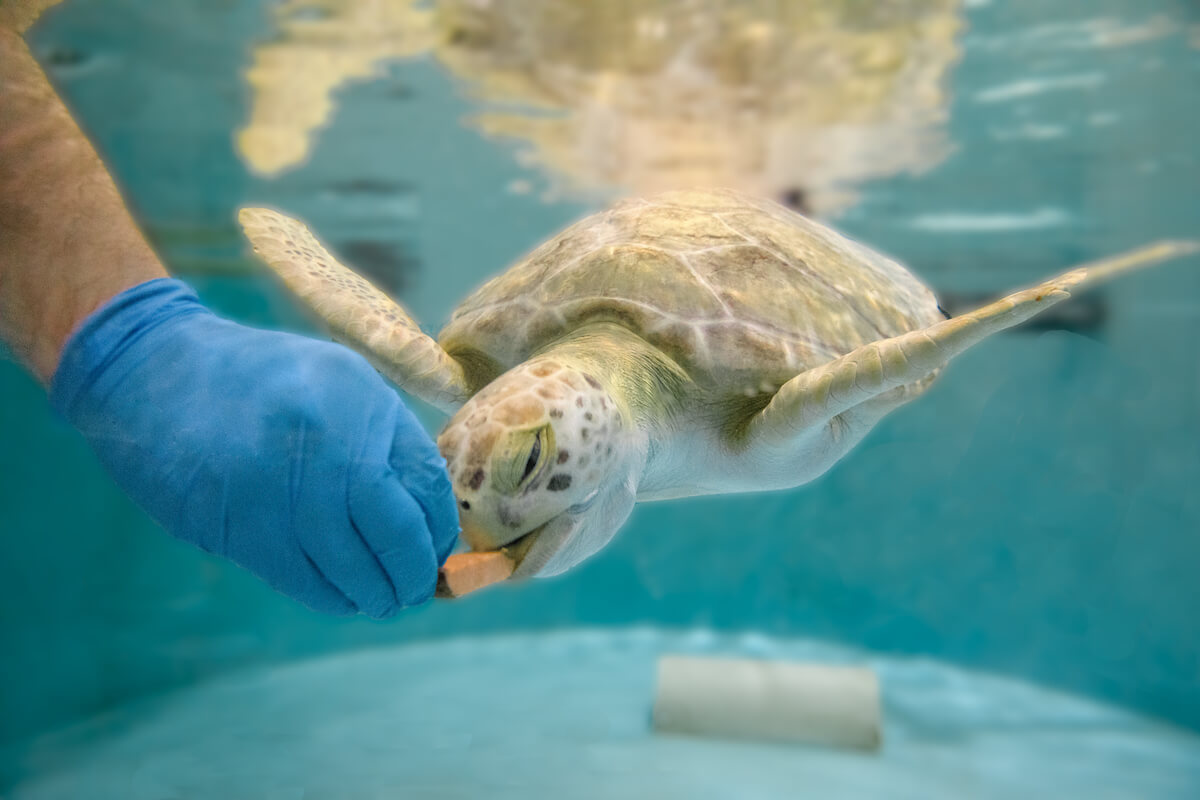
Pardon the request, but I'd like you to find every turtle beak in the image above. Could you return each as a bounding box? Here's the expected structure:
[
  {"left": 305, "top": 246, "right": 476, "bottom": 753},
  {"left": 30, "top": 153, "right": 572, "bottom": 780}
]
[
  {"left": 465, "top": 484, "right": 632, "bottom": 579},
  {"left": 459, "top": 487, "right": 602, "bottom": 578},
  {"left": 505, "top": 487, "right": 607, "bottom": 577},
  {"left": 506, "top": 513, "right": 579, "bottom": 579},
  {"left": 457, "top": 512, "right": 577, "bottom": 580}
]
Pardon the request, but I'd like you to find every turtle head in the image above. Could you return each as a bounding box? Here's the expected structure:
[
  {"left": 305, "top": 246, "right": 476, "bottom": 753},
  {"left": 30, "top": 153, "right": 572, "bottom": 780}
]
[{"left": 437, "top": 358, "right": 639, "bottom": 578}]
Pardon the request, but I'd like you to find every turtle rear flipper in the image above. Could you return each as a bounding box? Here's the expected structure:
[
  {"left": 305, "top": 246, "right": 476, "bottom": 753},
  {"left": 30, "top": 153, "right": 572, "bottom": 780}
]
[
  {"left": 749, "top": 240, "right": 1199, "bottom": 444},
  {"left": 239, "top": 207, "right": 470, "bottom": 413}
]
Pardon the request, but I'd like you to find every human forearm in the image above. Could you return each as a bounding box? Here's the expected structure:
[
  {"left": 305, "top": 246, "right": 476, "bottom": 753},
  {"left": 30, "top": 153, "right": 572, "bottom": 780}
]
[{"left": 0, "top": 27, "right": 166, "bottom": 384}]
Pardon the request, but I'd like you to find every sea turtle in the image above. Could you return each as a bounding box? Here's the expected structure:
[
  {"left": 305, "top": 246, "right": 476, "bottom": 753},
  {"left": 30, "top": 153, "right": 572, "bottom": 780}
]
[{"left": 238, "top": 188, "right": 1194, "bottom": 580}]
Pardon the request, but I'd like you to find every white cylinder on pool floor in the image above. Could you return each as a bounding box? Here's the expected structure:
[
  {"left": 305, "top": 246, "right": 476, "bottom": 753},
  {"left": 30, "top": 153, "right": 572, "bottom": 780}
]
[{"left": 652, "top": 655, "right": 882, "bottom": 751}]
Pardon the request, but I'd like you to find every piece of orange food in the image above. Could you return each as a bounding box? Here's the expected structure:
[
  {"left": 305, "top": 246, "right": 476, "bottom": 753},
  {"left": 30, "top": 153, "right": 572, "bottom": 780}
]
[{"left": 435, "top": 551, "right": 515, "bottom": 598}]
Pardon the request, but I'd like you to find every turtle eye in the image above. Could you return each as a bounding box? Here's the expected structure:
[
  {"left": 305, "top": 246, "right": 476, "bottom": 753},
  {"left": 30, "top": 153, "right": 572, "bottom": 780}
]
[
  {"left": 516, "top": 426, "right": 552, "bottom": 489},
  {"left": 493, "top": 424, "right": 554, "bottom": 494},
  {"left": 521, "top": 432, "right": 542, "bottom": 483}
]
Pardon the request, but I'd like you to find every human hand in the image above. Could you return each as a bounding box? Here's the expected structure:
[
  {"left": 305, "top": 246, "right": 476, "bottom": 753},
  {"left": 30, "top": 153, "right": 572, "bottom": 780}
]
[{"left": 51, "top": 279, "right": 460, "bottom": 617}]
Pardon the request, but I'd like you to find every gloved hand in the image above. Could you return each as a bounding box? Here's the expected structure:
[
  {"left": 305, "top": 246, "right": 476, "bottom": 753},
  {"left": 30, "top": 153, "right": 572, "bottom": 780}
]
[{"left": 50, "top": 278, "right": 459, "bottom": 618}]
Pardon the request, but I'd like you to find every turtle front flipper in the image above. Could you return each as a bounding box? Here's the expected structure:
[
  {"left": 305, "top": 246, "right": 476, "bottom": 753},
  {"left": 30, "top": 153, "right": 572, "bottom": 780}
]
[
  {"left": 749, "top": 240, "right": 1199, "bottom": 444},
  {"left": 239, "top": 207, "right": 470, "bottom": 413},
  {"left": 0, "top": 0, "right": 64, "bottom": 32}
]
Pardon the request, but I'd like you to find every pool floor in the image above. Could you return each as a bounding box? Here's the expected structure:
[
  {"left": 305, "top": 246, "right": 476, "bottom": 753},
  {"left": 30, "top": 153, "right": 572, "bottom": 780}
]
[{"left": 4, "top": 629, "right": 1199, "bottom": 799}]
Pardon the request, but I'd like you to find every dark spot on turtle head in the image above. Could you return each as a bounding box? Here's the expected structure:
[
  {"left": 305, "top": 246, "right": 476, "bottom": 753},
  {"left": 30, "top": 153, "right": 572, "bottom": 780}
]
[
  {"left": 468, "top": 469, "right": 485, "bottom": 490},
  {"left": 460, "top": 500, "right": 471, "bottom": 510},
  {"left": 547, "top": 474, "right": 573, "bottom": 491},
  {"left": 581, "top": 429, "right": 590, "bottom": 441},
  {"left": 557, "top": 449, "right": 569, "bottom": 464},
  {"left": 781, "top": 187, "right": 810, "bottom": 215},
  {"left": 584, "top": 374, "right": 602, "bottom": 390},
  {"left": 576, "top": 397, "right": 585, "bottom": 408},
  {"left": 605, "top": 444, "right": 613, "bottom": 456},
  {"left": 498, "top": 505, "right": 522, "bottom": 529},
  {"left": 550, "top": 408, "right": 564, "bottom": 419},
  {"left": 584, "top": 412, "right": 594, "bottom": 421}
]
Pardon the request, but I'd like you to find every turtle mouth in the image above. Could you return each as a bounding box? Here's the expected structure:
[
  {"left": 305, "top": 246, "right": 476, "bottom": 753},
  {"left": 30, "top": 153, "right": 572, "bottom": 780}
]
[
  {"left": 500, "top": 522, "right": 548, "bottom": 564},
  {"left": 504, "top": 508, "right": 585, "bottom": 579},
  {"left": 481, "top": 489, "right": 599, "bottom": 579}
]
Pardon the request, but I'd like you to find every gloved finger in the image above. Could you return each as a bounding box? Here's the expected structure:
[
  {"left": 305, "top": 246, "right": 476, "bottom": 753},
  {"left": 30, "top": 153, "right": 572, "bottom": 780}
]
[
  {"left": 292, "top": 554, "right": 359, "bottom": 617},
  {"left": 294, "top": 505, "right": 400, "bottom": 620},
  {"left": 395, "top": 459, "right": 459, "bottom": 566},
  {"left": 387, "top": 411, "right": 459, "bottom": 563},
  {"left": 349, "top": 473, "right": 440, "bottom": 607},
  {"left": 232, "top": 536, "right": 358, "bottom": 617}
]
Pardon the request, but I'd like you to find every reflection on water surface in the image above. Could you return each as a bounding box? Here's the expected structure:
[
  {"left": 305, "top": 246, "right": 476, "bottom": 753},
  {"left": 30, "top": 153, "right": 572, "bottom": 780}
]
[{"left": 239, "top": 0, "right": 962, "bottom": 215}]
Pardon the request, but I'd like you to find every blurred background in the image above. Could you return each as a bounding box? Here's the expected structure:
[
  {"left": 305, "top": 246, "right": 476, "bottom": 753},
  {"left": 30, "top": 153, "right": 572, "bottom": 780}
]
[{"left": 1, "top": 0, "right": 1198, "bottom": 796}]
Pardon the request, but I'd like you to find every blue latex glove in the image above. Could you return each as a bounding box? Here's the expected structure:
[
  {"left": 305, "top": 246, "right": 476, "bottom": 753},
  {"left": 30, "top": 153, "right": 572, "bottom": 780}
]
[{"left": 50, "top": 279, "right": 459, "bottom": 618}]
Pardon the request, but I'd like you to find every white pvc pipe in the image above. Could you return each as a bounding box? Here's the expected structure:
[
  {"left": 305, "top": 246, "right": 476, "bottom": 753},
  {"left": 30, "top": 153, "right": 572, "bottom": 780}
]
[{"left": 652, "top": 655, "right": 882, "bottom": 751}]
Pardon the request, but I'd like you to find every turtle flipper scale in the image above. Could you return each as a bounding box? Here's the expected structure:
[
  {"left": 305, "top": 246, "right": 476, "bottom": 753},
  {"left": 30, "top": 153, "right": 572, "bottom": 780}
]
[
  {"left": 750, "top": 240, "right": 1199, "bottom": 444},
  {"left": 239, "top": 207, "right": 470, "bottom": 413}
]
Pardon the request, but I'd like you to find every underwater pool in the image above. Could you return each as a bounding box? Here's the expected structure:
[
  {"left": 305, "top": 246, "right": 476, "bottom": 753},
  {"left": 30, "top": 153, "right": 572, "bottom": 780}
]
[
  {"left": 8, "top": 630, "right": 1200, "bottom": 799},
  {"left": 1, "top": 0, "right": 1198, "bottom": 796}
]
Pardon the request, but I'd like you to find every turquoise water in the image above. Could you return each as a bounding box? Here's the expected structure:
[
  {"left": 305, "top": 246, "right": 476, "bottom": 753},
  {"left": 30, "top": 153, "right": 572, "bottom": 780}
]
[
  {"left": 1, "top": 0, "right": 1199, "bottom": 795},
  {"left": 7, "top": 631, "right": 1200, "bottom": 799}
]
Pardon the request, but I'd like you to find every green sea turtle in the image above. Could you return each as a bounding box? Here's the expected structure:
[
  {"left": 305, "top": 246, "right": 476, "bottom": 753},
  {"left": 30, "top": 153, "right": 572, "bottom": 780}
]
[{"left": 239, "top": 188, "right": 1195, "bottom": 579}]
